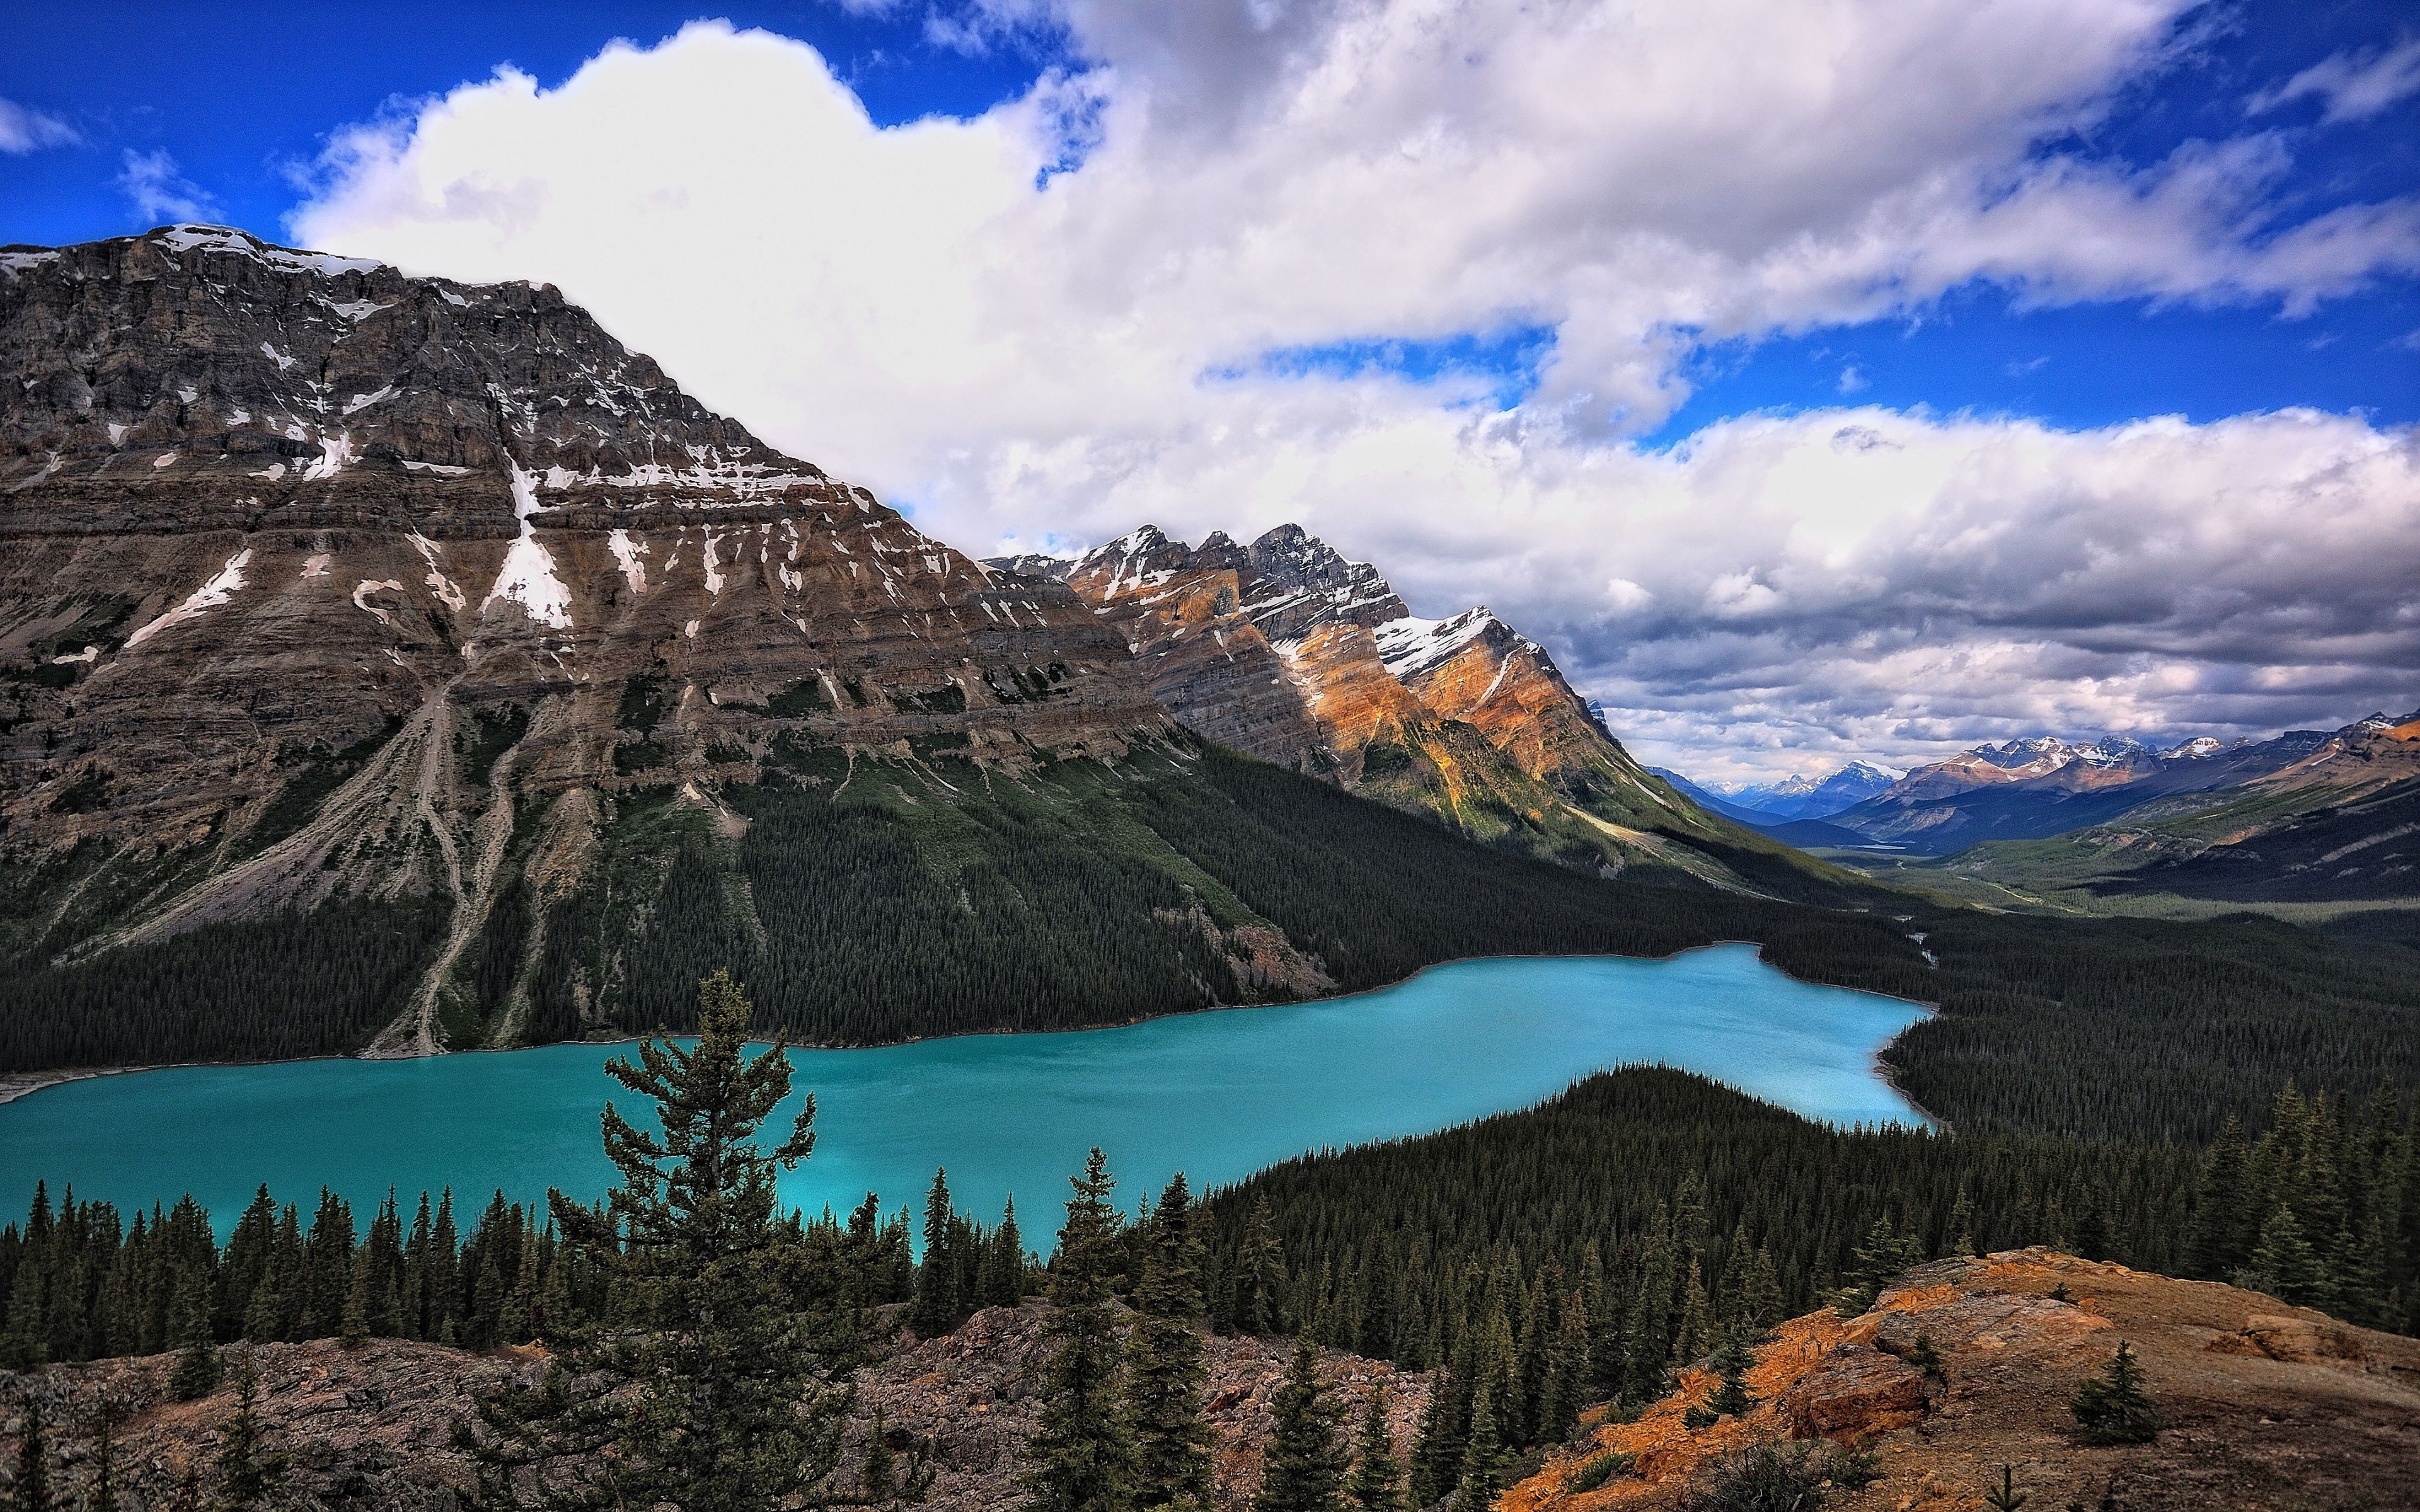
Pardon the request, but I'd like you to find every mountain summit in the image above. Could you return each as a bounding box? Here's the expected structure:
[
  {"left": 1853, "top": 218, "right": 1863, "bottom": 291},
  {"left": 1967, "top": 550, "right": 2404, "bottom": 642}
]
[{"left": 989, "top": 525, "right": 1822, "bottom": 892}]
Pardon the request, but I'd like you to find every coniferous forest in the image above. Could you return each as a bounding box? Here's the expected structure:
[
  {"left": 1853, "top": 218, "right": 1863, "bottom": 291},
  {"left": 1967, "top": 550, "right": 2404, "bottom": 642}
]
[{"left": 6, "top": 746, "right": 2416, "bottom": 1159}]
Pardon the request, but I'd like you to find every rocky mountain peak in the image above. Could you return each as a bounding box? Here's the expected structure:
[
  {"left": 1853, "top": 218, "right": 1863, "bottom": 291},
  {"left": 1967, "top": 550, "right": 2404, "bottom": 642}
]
[
  {"left": 1, "top": 224, "right": 808, "bottom": 538},
  {"left": 1, "top": 227, "right": 1170, "bottom": 977},
  {"left": 999, "top": 521, "right": 1743, "bottom": 882}
]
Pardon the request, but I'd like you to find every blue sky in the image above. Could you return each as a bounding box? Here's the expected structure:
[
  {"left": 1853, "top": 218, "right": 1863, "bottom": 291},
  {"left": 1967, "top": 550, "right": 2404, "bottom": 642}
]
[
  {"left": 8, "top": 3, "right": 2412, "bottom": 436},
  {"left": 5, "top": 2, "right": 2416, "bottom": 778}
]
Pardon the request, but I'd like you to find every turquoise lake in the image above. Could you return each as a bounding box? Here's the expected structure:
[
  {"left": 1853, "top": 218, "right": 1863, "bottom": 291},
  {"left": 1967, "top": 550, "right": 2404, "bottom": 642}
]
[{"left": 0, "top": 946, "right": 1929, "bottom": 1233}]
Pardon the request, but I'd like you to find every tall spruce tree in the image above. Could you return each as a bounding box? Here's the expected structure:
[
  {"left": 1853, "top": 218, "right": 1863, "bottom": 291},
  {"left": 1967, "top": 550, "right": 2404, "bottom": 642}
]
[
  {"left": 1020, "top": 1148, "right": 1138, "bottom": 1512},
  {"left": 167, "top": 1269, "right": 221, "bottom": 1402},
  {"left": 13, "top": 1392, "right": 49, "bottom": 1512},
  {"left": 1255, "top": 1334, "right": 1347, "bottom": 1512},
  {"left": 977, "top": 1198, "right": 1026, "bottom": 1309},
  {"left": 910, "top": 1169, "right": 959, "bottom": 1337},
  {"left": 459, "top": 969, "right": 858, "bottom": 1512},
  {"left": 212, "top": 1354, "right": 287, "bottom": 1511},
  {"left": 1450, "top": 1376, "right": 1507, "bottom": 1512},
  {"left": 86, "top": 1403, "right": 120, "bottom": 1512},
  {"left": 1342, "top": 1384, "right": 1403, "bottom": 1512},
  {"left": 1129, "top": 1176, "right": 1215, "bottom": 1512},
  {"left": 1406, "top": 1362, "right": 1463, "bottom": 1508},
  {"left": 1232, "top": 1200, "right": 1287, "bottom": 1336}
]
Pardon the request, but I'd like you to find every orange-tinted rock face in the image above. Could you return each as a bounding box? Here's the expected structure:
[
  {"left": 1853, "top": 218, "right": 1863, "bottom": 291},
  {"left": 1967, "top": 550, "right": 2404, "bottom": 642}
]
[
  {"left": 1004, "top": 525, "right": 1701, "bottom": 849},
  {"left": 1503, "top": 1249, "right": 2420, "bottom": 1512}
]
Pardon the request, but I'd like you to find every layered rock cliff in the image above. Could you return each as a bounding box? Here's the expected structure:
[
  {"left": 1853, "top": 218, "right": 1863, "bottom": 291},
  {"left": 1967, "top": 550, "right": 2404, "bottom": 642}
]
[
  {"left": 1, "top": 227, "right": 1163, "bottom": 856},
  {"left": 1, "top": 228, "right": 1312, "bottom": 1061}
]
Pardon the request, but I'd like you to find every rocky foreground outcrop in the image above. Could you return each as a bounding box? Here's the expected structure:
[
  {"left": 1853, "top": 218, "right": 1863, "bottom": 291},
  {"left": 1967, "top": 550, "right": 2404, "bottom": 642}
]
[
  {"left": 6, "top": 1254, "right": 2411, "bottom": 1511},
  {"left": 0, "top": 1306, "right": 1427, "bottom": 1512},
  {"left": 1507, "top": 1249, "right": 2420, "bottom": 1512}
]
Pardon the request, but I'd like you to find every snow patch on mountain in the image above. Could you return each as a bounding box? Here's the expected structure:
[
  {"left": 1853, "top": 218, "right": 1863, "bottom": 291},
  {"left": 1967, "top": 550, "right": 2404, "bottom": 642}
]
[
  {"left": 481, "top": 467, "right": 574, "bottom": 630},
  {"left": 1374, "top": 608, "right": 1504, "bottom": 679},
  {"left": 127, "top": 548, "right": 252, "bottom": 648}
]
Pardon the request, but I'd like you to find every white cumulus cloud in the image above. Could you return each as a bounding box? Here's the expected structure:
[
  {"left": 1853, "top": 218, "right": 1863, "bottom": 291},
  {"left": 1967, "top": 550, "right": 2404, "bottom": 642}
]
[
  {"left": 285, "top": 9, "right": 2420, "bottom": 776},
  {"left": 118, "top": 149, "right": 219, "bottom": 225}
]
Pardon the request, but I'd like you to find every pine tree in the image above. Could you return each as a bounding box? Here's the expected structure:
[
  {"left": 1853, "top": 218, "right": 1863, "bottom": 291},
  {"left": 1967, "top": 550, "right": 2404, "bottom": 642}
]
[
  {"left": 86, "top": 1402, "right": 120, "bottom": 1512},
  {"left": 1739, "top": 1247, "right": 1783, "bottom": 1335},
  {"left": 1835, "top": 1212, "right": 1919, "bottom": 1315},
  {"left": 1021, "top": 1148, "right": 1138, "bottom": 1512},
  {"left": 1671, "top": 1258, "right": 1713, "bottom": 1366},
  {"left": 210, "top": 1355, "right": 287, "bottom": 1511},
  {"left": 458, "top": 968, "right": 858, "bottom": 1512},
  {"left": 1947, "top": 1186, "right": 1979, "bottom": 1258},
  {"left": 979, "top": 1198, "right": 1027, "bottom": 1309},
  {"left": 2069, "top": 1340, "right": 2160, "bottom": 1445},
  {"left": 910, "top": 1168, "right": 959, "bottom": 1337},
  {"left": 2242, "top": 1206, "right": 2324, "bottom": 1304},
  {"left": 861, "top": 1407, "right": 897, "bottom": 1504},
  {"left": 1536, "top": 1293, "right": 1587, "bottom": 1446},
  {"left": 1705, "top": 1331, "right": 1756, "bottom": 1417},
  {"left": 167, "top": 1270, "right": 222, "bottom": 1402},
  {"left": 1451, "top": 1375, "right": 1507, "bottom": 1512},
  {"left": 1406, "top": 1362, "right": 1463, "bottom": 1508},
  {"left": 1129, "top": 1175, "right": 1214, "bottom": 1512},
  {"left": 430, "top": 1190, "right": 459, "bottom": 1345},
  {"left": 13, "top": 1392, "right": 49, "bottom": 1512},
  {"left": 1255, "top": 1334, "right": 1347, "bottom": 1512},
  {"left": 2183, "top": 1116, "right": 2252, "bottom": 1279},
  {"left": 1232, "top": 1199, "right": 1286, "bottom": 1336},
  {"left": 1342, "top": 1383, "right": 1403, "bottom": 1512}
]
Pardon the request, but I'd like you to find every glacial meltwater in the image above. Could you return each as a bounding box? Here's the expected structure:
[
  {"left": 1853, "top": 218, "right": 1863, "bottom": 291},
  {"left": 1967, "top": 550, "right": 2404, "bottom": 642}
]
[{"left": 0, "top": 946, "right": 1929, "bottom": 1230}]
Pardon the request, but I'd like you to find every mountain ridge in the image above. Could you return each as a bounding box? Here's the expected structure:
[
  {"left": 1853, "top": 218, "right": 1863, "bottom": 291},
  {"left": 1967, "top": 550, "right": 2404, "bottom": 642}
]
[{"left": 986, "top": 524, "right": 1841, "bottom": 895}]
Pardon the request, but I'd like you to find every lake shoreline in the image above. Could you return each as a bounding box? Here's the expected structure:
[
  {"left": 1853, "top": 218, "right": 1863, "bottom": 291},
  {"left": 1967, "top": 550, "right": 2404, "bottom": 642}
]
[
  {"left": 1, "top": 949, "right": 1937, "bottom": 1233},
  {"left": 0, "top": 939, "right": 1946, "bottom": 1124}
]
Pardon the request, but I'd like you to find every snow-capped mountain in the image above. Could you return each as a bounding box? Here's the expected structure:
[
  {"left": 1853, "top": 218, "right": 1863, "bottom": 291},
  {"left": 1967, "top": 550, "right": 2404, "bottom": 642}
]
[
  {"left": 1814, "top": 719, "right": 2405, "bottom": 853},
  {"left": 989, "top": 525, "right": 1752, "bottom": 873},
  {"left": 1724, "top": 760, "right": 1906, "bottom": 820}
]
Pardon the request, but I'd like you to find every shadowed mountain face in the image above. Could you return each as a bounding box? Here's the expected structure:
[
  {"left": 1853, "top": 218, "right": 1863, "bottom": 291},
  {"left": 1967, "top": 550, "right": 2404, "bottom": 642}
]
[
  {"left": 0, "top": 227, "right": 1260, "bottom": 1062},
  {"left": 987, "top": 525, "right": 1831, "bottom": 892}
]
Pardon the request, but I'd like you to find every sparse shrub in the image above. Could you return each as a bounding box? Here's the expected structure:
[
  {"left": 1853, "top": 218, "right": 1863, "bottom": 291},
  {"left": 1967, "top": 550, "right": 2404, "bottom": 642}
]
[
  {"left": 1680, "top": 1440, "right": 1844, "bottom": 1512},
  {"left": 2070, "top": 1341, "right": 2160, "bottom": 1445},
  {"left": 1564, "top": 1449, "right": 1633, "bottom": 1494},
  {"left": 1904, "top": 1329, "right": 1944, "bottom": 1378},
  {"left": 1983, "top": 1463, "right": 2029, "bottom": 1512}
]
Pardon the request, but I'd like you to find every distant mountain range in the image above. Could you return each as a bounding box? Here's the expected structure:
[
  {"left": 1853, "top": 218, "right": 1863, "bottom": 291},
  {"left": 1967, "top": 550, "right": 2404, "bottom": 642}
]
[{"left": 1663, "top": 714, "right": 2420, "bottom": 883}]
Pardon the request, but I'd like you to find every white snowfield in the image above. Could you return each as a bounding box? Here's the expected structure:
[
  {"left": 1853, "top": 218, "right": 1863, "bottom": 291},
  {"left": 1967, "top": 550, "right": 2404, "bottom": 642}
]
[
  {"left": 1373, "top": 607, "right": 1509, "bottom": 680},
  {"left": 480, "top": 468, "right": 575, "bottom": 630},
  {"left": 127, "top": 548, "right": 252, "bottom": 648}
]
